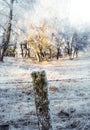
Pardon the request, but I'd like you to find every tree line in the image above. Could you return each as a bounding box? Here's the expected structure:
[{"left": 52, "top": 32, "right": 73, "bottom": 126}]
[
  {"left": 0, "top": 0, "right": 89, "bottom": 62},
  {"left": 19, "top": 23, "right": 89, "bottom": 62}
]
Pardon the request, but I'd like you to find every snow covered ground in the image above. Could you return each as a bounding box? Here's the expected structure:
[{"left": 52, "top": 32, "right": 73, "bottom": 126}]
[{"left": 0, "top": 51, "right": 90, "bottom": 130}]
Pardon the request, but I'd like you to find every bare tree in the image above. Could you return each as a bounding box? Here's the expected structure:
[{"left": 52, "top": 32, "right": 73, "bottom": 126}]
[
  {"left": 52, "top": 32, "right": 65, "bottom": 60},
  {"left": 0, "top": 0, "right": 15, "bottom": 61},
  {"left": 72, "top": 32, "right": 89, "bottom": 59},
  {"left": 0, "top": 0, "right": 36, "bottom": 61}
]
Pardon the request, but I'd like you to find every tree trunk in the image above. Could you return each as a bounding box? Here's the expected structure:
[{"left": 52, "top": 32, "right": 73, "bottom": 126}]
[
  {"left": 0, "top": 0, "right": 14, "bottom": 62},
  {"left": 31, "top": 71, "right": 53, "bottom": 130},
  {"left": 67, "top": 42, "right": 72, "bottom": 60},
  {"left": 36, "top": 52, "right": 42, "bottom": 62},
  {"left": 49, "top": 48, "right": 52, "bottom": 59},
  {"left": 27, "top": 48, "right": 30, "bottom": 58},
  {"left": 57, "top": 48, "right": 60, "bottom": 60}
]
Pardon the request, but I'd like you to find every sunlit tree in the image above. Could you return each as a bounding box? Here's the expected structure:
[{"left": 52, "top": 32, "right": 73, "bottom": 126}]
[{"left": 27, "top": 23, "right": 52, "bottom": 62}]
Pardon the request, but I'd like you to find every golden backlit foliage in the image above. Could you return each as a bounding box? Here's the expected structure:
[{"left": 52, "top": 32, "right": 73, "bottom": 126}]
[{"left": 27, "top": 23, "right": 52, "bottom": 61}]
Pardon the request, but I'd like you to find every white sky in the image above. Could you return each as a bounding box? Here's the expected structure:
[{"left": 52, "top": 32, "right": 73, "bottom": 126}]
[
  {"left": 32, "top": 0, "right": 90, "bottom": 28},
  {"left": 69, "top": 0, "right": 90, "bottom": 27},
  {"left": 34, "top": 0, "right": 69, "bottom": 22},
  {"left": 1, "top": 0, "right": 90, "bottom": 32}
]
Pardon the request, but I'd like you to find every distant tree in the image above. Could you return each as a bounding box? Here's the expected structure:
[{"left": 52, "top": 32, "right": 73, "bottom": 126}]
[
  {"left": 52, "top": 32, "right": 65, "bottom": 60},
  {"left": 71, "top": 32, "right": 89, "bottom": 59},
  {"left": 64, "top": 41, "right": 72, "bottom": 59},
  {"left": 79, "top": 33, "right": 89, "bottom": 50},
  {"left": 27, "top": 23, "right": 52, "bottom": 62}
]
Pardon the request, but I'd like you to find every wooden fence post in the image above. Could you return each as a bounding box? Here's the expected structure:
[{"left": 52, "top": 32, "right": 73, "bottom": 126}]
[{"left": 31, "top": 70, "right": 53, "bottom": 130}]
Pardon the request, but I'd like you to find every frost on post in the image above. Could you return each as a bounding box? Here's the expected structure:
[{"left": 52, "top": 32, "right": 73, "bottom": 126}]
[{"left": 31, "top": 70, "right": 53, "bottom": 130}]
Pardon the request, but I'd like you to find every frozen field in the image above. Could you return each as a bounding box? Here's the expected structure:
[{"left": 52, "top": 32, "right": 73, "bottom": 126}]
[{"left": 0, "top": 52, "right": 90, "bottom": 130}]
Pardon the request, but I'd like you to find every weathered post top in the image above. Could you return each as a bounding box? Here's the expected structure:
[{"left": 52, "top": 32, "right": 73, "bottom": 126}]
[{"left": 31, "top": 70, "right": 47, "bottom": 86}]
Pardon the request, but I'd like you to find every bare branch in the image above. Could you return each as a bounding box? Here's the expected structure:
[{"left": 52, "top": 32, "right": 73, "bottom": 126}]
[
  {"left": 0, "top": 12, "right": 9, "bottom": 18},
  {"left": 0, "top": 24, "right": 6, "bottom": 31},
  {"left": 3, "top": 0, "right": 11, "bottom": 8},
  {"left": 11, "top": 28, "right": 19, "bottom": 36}
]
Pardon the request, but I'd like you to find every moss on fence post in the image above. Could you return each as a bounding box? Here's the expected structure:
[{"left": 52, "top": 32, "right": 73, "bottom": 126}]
[{"left": 31, "top": 70, "right": 53, "bottom": 130}]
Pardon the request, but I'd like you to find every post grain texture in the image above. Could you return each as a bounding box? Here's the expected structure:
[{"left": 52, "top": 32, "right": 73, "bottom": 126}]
[{"left": 31, "top": 70, "right": 53, "bottom": 130}]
